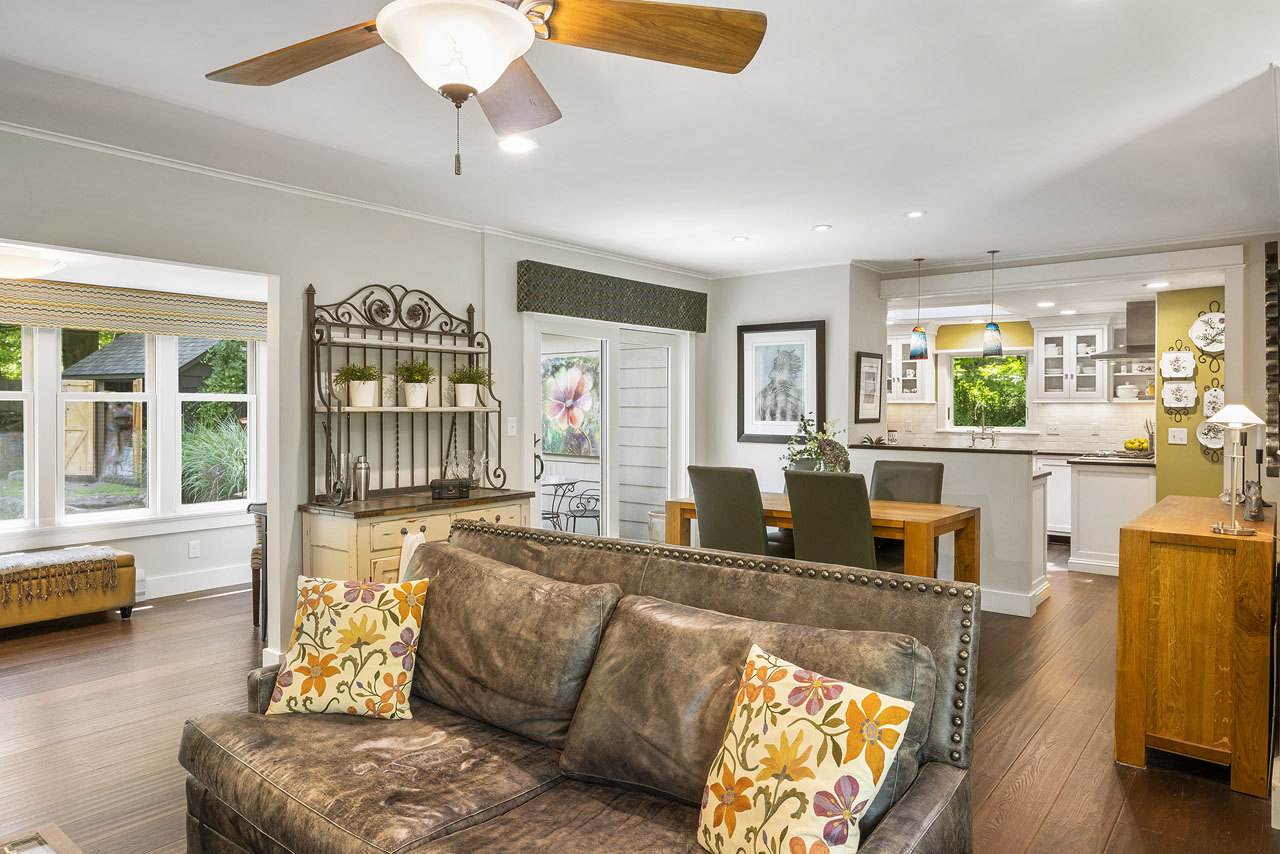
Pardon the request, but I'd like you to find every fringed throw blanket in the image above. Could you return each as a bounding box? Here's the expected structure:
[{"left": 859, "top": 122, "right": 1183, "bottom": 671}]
[{"left": 0, "top": 546, "right": 118, "bottom": 608}]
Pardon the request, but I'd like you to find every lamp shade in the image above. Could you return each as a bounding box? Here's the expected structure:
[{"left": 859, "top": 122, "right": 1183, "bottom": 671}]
[
  {"left": 376, "top": 0, "right": 534, "bottom": 97},
  {"left": 983, "top": 321, "right": 1002, "bottom": 358},
  {"left": 1206, "top": 404, "right": 1264, "bottom": 429},
  {"left": 909, "top": 325, "right": 928, "bottom": 360},
  {"left": 0, "top": 245, "right": 64, "bottom": 280}
]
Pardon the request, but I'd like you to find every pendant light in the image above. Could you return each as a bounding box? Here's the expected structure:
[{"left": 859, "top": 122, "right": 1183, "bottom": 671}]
[
  {"left": 909, "top": 257, "right": 928, "bottom": 360},
  {"left": 984, "top": 250, "right": 1002, "bottom": 358}
]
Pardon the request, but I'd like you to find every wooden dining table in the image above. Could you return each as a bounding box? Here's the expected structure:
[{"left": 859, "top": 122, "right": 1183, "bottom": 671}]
[{"left": 664, "top": 492, "right": 980, "bottom": 583}]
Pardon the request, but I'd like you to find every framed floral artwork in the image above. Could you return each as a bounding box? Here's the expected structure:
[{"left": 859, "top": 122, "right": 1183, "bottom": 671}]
[
  {"left": 541, "top": 354, "right": 601, "bottom": 457},
  {"left": 854, "top": 351, "right": 884, "bottom": 424},
  {"left": 738, "top": 321, "right": 826, "bottom": 443}
]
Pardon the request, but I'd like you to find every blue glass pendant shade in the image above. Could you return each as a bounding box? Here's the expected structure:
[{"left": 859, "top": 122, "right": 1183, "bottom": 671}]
[
  {"left": 983, "top": 321, "right": 1003, "bottom": 358},
  {"left": 909, "top": 325, "right": 928, "bottom": 360}
]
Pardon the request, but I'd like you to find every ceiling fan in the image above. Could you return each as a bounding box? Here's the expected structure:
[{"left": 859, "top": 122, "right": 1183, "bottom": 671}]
[{"left": 207, "top": 0, "right": 767, "bottom": 173}]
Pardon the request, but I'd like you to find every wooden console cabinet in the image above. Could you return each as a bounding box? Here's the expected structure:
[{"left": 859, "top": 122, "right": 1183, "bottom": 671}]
[
  {"left": 1115, "top": 495, "right": 1275, "bottom": 796},
  {"left": 301, "top": 489, "right": 534, "bottom": 583}
]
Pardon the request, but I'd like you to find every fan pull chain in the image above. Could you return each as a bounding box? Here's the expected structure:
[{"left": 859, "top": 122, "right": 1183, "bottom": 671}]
[{"left": 454, "top": 104, "right": 462, "bottom": 176}]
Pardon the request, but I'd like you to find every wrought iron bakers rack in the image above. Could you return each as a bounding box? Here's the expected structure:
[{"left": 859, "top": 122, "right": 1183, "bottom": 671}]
[{"left": 307, "top": 283, "right": 506, "bottom": 505}]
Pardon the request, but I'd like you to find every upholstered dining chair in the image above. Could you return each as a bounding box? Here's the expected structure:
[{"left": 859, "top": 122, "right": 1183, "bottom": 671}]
[
  {"left": 784, "top": 469, "right": 877, "bottom": 569},
  {"left": 688, "top": 466, "right": 788, "bottom": 557},
  {"left": 869, "top": 460, "right": 945, "bottom": 571},
  {"left": 766, "top": 458, "right": 817, "bottom": 558}
]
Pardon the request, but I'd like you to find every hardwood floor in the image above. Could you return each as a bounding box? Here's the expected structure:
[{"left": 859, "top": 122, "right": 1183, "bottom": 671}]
[
  {"left": 0, "top": 585, "right": 262, "bottom": 854},
  {"left": 0, "top": 549, "right": 1276, "bottom": 853},
  {"left": 973, "top": 545, "right": 1280, "bottom": 853}
]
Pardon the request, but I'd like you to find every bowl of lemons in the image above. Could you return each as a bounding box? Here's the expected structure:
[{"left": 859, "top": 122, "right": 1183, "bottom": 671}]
[{"left": 1123, "top": 437, "right": 1150, "bottom": 452}]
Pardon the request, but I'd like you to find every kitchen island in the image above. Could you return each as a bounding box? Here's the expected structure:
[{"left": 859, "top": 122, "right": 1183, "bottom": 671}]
[
  {"left": 848, "top": 445, "right": 1049, "bottom": 616},
  {"left": 1067, "top": 457, "right": 1156, "bottom": 575}
]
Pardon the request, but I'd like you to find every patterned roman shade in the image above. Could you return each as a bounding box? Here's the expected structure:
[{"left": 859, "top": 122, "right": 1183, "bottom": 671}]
[
  {"left": 0, "top": 278, "right": 267, "bottom": 340},
  {"left": 516, "top": 260, "right": 707, "bottom": 333}
]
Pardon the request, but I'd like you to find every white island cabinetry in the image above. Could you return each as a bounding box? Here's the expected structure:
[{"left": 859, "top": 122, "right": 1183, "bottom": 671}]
[{"left": 1067, "top": 460, "right": 1156, "bottom": 574}]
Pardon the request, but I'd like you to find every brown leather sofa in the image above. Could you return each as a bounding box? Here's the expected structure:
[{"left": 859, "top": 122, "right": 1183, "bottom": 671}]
[{"left": 180, "top": 522, "right": 978, "bottom": 853}]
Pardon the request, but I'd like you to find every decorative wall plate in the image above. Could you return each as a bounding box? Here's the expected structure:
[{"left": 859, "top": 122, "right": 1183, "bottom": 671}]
[
  {"left": 1161, "top": 380, "right": 1197, "bottom": 408},
  {"left": 1196, "top": 420, "right": 1225, "bottom": 450},
  {"left": 1159, "top": 351, "right": 1195, "bottom": 378},
  {"left": 1188, "top": 312, "right": 1225, "bottom": 353},
  {"left": 1203, "top": 386, "right": 1225, "bottom": 418}
]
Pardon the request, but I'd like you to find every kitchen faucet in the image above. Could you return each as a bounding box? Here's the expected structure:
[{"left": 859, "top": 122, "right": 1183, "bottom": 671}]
[{"left": 970, "top": 401, "right": 996, "bottom": 448}]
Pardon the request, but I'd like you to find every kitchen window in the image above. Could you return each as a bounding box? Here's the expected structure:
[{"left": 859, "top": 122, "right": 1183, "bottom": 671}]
[{"left": 941, "top": 352, "right": 1031, "bottom": 429}]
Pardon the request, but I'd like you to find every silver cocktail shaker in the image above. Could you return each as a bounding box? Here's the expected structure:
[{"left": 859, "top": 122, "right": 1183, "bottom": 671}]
[{"left": 352, "top": 455, "right": 371, "bottom": 502}]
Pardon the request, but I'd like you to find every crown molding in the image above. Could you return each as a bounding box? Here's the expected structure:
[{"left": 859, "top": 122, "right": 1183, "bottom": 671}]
[{"left": 479, "top": 227, "right": 712, "bottom": 281}]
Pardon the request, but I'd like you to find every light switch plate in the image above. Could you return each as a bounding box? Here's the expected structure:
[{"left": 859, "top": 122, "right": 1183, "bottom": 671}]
[
  {"left": 507, "top": 416, "right": 517, "bottom": 437},
  {"left": 1168, "top": 427, "right": 1187, "bottom": 445},
  {"left": 187, "top": 540, "right": 200, "bottom": 559}
]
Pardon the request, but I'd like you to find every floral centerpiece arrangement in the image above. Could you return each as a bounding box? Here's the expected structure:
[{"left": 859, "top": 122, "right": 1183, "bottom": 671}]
[{"left": 781, "top": 415, "right": 850, "bottom": 472}]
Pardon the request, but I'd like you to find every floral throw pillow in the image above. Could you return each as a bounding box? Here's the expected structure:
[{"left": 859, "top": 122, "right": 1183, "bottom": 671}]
[
  {"left": 266, "top": 577, "right": 428, "bottom": 719},
  {"left": 697, "top": 644, "right": 914, "bottom": 854}
]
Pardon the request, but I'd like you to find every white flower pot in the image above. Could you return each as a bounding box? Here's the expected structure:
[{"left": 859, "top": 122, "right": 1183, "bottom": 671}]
[
  {"left": 403, "top": 382, "right": 430, "bottom": 408},
  {"left": 454, "top": 383, "right": 479, "bottom": 408},
  {"left": 348, "top": 380, "right": 378, "bottom": 408}
]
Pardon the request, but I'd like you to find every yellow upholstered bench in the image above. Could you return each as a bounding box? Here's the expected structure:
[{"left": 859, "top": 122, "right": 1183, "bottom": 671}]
[{"left": 0, "top": 546, "right": 136, "bottom": 630}]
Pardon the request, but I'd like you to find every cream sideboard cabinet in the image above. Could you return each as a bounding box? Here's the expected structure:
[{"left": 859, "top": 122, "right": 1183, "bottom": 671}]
[{"left": 301, "top": 489, "right": 535, "bottom": 583}]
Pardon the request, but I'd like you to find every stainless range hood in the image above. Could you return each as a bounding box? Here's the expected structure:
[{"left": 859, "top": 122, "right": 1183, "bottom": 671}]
[{"left": 1090, "top": 300, "right": 1155, "bottom": 361}]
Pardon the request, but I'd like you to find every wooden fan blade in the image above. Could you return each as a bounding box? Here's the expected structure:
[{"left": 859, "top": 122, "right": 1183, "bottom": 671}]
[
  {"left": 546, "top": 0, "right": 766, "bottom": 74},
  {"left": 476, "top": 57, "right": 563, "bottom": 136},
  {"left": 206, "top": 21, "right": 383, "bottom": 85}
]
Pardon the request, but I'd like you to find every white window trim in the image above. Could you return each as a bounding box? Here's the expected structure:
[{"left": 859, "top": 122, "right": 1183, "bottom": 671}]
[
  {"left": 936, "top": 347, "right": 1039, "bottom": 435},
  {"left": 0, "top": 326, "right": 264, "bottom": 540}
]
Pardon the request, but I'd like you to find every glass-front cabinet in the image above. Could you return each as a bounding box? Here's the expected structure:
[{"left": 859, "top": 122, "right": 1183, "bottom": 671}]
[
  {"left": 1035, "top": 327, "right": 1107, "bottom": 400},
  {"left": 885, "top": 335, "right": 936, "bottom": 404}
]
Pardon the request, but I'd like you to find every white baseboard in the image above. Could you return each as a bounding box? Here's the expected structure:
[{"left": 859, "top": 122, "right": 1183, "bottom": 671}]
[
  {"left": 979, "top": 585, "right": 1043, "bottom": 618},
  {"left": 145, "top": 562, "right": 251, "bottom": 599},
  {"left": 262, "top": 647, "right": 283, "bottom": 666},
  {"left": 1066, "top": 556, "right": 1119, "bottom": 576}
]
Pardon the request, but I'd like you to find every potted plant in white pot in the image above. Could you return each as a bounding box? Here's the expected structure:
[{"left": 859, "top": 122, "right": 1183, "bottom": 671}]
[
  {"left": 394, "top": 360, "right": 437, "bottom": 408},
  {"left": 448, "top": 364, "right": 492, "bottom": 408},
  {"left": 334, "top": 363, "right": 383, "bottom": 408}
]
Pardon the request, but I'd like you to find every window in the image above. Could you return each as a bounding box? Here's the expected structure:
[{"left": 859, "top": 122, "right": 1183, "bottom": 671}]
[
  {"left": 0, "top": 325, "right": 27, "bottom": 521},
  {"left": 0, "top": 325, "right": 261, "bottom": 529},
  {"left": 59, "top": 329, "right": 152, "bottom": 516},
  {"left": 178, "top": 338, "right": 252, "bottom": 505},
  {"left": 947, "top": 354, "right": 1029, "bottom": 429}
]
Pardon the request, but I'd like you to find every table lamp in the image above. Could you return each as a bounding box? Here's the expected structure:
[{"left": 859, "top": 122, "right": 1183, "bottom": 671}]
[{"left": 1206, "top": 404, "right": 1265, "bottom": 535}]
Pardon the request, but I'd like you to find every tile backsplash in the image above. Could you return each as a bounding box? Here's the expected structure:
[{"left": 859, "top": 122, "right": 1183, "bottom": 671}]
[{"left": 886, "top": 403, "right": 1155, "bottom": 452}]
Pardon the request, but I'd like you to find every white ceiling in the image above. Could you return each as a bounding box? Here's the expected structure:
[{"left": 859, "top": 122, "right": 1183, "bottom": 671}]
[
  {"left": 1, "top": 1, "right": 1278, "bottom": 277},
  {"left": 0, "top": 241, "right": 270, "bottom": 301}
]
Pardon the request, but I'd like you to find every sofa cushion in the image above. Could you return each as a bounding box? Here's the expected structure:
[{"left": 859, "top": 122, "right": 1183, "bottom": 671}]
[
  {"left": 410, "top": 779, "right": 701, "bottom": 853},
  {"left": 559, "top": 596, "right": 935, "bottom": 830},
  {"left": 179, "top": 697, "right": 564, "bottom": 854},
  {"left": 406, "top": 542, "right": 622, "bottom": 750}
]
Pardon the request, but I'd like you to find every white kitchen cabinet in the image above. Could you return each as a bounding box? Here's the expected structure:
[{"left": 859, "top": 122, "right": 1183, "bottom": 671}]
[
  {"left": 1067, "top": 461, "right": 1157, "bottom": 574},
  {"left": 1035, "top": 327, "right": 1107, "bottom": 401},
  {"left": 885, "top": 335, "right": 936, "bottom": 404},
  {"left": 1035, "top": 455, "right": 1073, "bottom": 535}
]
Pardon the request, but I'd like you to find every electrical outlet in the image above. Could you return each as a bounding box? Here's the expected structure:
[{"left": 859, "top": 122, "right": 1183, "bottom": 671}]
[
  {"left": 904, "top": 423, "right": 915, "bottom": 433},
  {"left": 506, "top": 416, "right": 517, "bottom": 437},
  {"left": 1090, "top": 423, "right": 1101, "bottom": 436},
  {"left": 1046, "top": 424, "right": 1060, "bottom": 436},
  {"left": 1168, "top": 427, "right": 1187, "bottom": 445},
  {"left": 187, "top": 540, "right": 200, "bottom": 559}
]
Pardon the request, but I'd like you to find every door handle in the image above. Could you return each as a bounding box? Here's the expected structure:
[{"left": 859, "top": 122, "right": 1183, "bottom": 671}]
[{"left": 533, "top": 454, "right": 544, "bottom": 482}]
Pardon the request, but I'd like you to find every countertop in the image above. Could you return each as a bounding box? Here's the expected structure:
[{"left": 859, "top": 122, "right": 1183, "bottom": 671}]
[
  {"left": 849, "top": 444, "right": 1034, "bottom": 456},
  {"left": 1067, "top": 457, "right": 1156, "bottom": 468},
  {"left": 301, "top": 488, "right": 535, "bottom": 519}
]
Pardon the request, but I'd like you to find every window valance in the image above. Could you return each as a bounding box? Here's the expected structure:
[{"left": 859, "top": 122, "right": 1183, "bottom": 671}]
[
  {"left": 0, "top": 278, "right": 267, "bottom": 341},
  {"left": 516, "top": 260, "right": 707, "bottom": 333}
]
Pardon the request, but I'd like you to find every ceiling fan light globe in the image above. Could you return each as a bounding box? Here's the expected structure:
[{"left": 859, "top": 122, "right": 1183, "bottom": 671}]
[
  {"left": 376, "top": 0, "right": 534, "bottom": 96},
  {"left": 0, "top": 245, "right": 65, "bottom": 280}
]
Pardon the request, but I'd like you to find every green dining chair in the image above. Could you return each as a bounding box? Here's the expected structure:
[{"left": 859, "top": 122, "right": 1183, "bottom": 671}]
[
  {"left": 869, "top": 460, "right": 945, "bottom": 571},
  {"left": 689, "top": 466, "right": 788, "bottom": 557},
  {"left": 784, "top": 469, "right": 877, "bottom": 569}
]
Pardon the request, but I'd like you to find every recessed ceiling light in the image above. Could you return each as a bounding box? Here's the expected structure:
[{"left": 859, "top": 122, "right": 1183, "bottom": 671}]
[
  {"left": 904, "top": 210, "right": 927, "bottom": 219},
  {"left": 1059, "top": 309, "right": 1077, "bottom": 315},
  {"left": 497, "top": 136, "right": 538, "bottom": 153},
  {"left": 1144, "top": 281, "right": 1170, "bottom": 289},
  {"left": 0, "top": 245, "right": 64, "bottom": 280},
  {"left": 813, "top": 224, "right": 833, "bottom": 232},
  {"left": 731, "top": 236, "right": 750, "bottom": 243},
  {"left": 1036, "top": 301, "right": 1055, "bottom": 308}
]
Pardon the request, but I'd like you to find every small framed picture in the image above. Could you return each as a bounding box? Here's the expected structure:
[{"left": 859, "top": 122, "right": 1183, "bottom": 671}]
[
  {"left": 737, "top": 320, "right": 826, "bottom": 443},
  {"left": 854, "top": 351, "right": 885, "bottom": 424}
]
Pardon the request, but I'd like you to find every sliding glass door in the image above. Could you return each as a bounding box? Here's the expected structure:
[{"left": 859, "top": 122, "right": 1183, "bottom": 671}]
[{"left": 525, "top": 318, "right": 687, "bottom": 541}]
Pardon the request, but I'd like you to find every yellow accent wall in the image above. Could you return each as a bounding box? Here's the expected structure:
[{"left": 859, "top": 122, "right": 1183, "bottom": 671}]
[
  {"left": 935, "top": 320, "right": 1034, "bottom": 350},
  {"left": 1155, "top": 286, "right": 1224, "bottom": 500}
]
